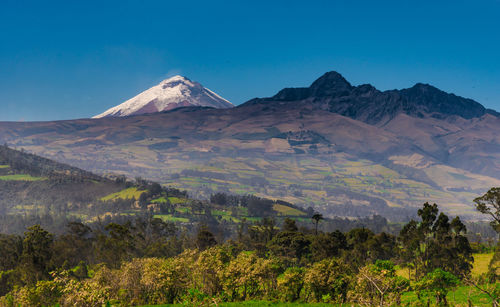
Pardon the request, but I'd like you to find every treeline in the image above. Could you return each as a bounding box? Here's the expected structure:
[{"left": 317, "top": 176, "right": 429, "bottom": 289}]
[{"left": 1, "top": 201, "right": 496, "bottom": 306}]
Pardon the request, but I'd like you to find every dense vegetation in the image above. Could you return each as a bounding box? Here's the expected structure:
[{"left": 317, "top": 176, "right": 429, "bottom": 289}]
[{"left": 0, "top": 198, "right": 498, "bottom": 306}]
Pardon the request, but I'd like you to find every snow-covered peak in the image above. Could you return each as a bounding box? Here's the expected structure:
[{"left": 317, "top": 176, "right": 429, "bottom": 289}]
[{"left": 93, "top": 76, "right": 233, "bottom": 118}]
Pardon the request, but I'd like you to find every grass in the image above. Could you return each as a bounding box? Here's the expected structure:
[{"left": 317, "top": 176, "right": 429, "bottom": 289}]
[
  {"left": 401, "top": 284, "right": 498, "bottom": 306},
  {"left": 151, "top": 197, "right": 168, "bottom": 203},
  {"left": 471, "top": 253, "right": 494, "bottom": 277},
  {"left": 396, "top": 253, "right": 494, "bottom": 280},
  {"left": 273, "top": 204, "right": 306, "bottom": 216},
  {"left": 154, "top": 214, "right": 189, "bottom": 223},
  {"left": 212, "top": 209, "right": 230, "bottom": 216},
  {"left": 0, "top": 165, "right": 9, "bottom": 168},
  {"left": 175, "top": 207, "right": 190, "bottom": 214},
  {"left": 101, "top": 187, "right": 146, "bottom": 201},
  {"left": 168, "top": 197, "right": 187, "bottom": 204},
  {"left": 143, "top": 303, "right": 334, "bottom": 307},
  {"left": 142, "top": 284, "right": 499, "bottom": 306},
  {"left": 0, "top": 174, "right": 46, "bottom": 181}
]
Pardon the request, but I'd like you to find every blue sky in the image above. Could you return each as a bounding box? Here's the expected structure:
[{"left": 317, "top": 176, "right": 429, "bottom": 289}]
[{"left": 0, "top": 0, "right": 499, "bottom": 121}]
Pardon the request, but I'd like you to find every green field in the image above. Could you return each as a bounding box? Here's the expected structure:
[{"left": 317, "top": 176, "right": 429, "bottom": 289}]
[
  {"left": 143, "top": 287, "right": 499, "bottom": 306},
  {"left": 101, "top": 187, "right": 146, "bottom": 201},
  {"left": 0, "top": 164, "right": 9, "bottom": 169},
  {"left": 168, "top": 197, "right": 187, "bottom": 204},
  {"left": 143, "top": 303, "right": 333, "bottom": 307},
  {"left": 151, "top": 197, "right": 168, "bottom": 203},
  {"left": 397, "top": 252, "right": 493, "bottom": 279},
  {"left": 472, "top": 253, "right": 494, "bottom": 277},
  {"left": 0, "top": 174, "right": 46, "bottom": 181},
  {"left": 401, "top": 284, "right": 497, "bottom": 306},
  {"left": 154, "top": 214, "right": 190, "bottom": 223},
  {"left": 273, "top": 204, "right": 307, "bottom": 216}
]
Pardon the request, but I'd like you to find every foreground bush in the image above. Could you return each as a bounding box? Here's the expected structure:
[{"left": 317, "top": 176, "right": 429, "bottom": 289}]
[{"left": 0, "top": 246, "right": 372, "bottom": 306}]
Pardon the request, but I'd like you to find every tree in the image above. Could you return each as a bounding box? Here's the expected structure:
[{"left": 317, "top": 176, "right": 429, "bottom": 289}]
[
  {"left": 96, "top": 222, "right": 136, "bottom": 267},
  {"left": 398, "top": 203, "right": 473, "bottom": 279},
  {"left": 194, "top": 245, "right": 233, "bottom": 296},
  {"left": 311, "top": 213, "right": 323, "bottom": 235},
  {"left": 277, "top": 267, "right": 305, "bottom": 302},
  {"left": 0, "top": 234, "right": 22, "bottom": 271},
  {"left": 310, "top": 230, "right": 348, "bottom": 262},
  {"left": 268, "top": 220, "right": 311, "bottom": 264},
  {"left": 196, "top": 226, "right": 217, "bottom": 250},
  {"left": 51, "top": 222, "right": 94, "bottom": 269},
  {"left": 282, "top": 218, "right": 298, "bottom": 232},
  {"left": 149, "top": 182, "right": 162, "bottom": 196},
  {"left": 345, "top": 227, "right": 375, "bottom": 267},
  {"left": 138, "top": 192, "right": 149, "bottom": 209},
  {"left": 474, "top": 188, "right": 500, "bottom": 281},
  {"left": 348, "top": 260, "right": 410, "bottom": 306},
  {"left": 247, "top": 218, "right": 277, "bottom": 254},
  {"left": 303, "top": 258, "right": 351, "bottom": 303},
  {"left": 21, "top": 225, "right": 54, "bottom": 284},
  {"left": 415, "top": 269, "right": 459, "bottom": 306},
  {"left": 222, "top": 251, "right": 280, "bottom": 300},
  {"left": 268, "top": 231, "right": 310, "bottom": 264},
  {"left": 474, "top": 187, "right": 500, "bottom": 233},
  {"left": 210, "top": 193, "right": 228, "bottom": 206}
]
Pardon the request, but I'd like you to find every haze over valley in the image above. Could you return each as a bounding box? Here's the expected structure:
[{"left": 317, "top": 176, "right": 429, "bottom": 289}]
[{"left": 1, "top": 71, "right": 499, "bottom": 219}]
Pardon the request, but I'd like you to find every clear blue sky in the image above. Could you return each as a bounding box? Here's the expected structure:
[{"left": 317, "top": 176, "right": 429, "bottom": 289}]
[{"left": 1, "top": 0, "right": 499, "bottom": 121}]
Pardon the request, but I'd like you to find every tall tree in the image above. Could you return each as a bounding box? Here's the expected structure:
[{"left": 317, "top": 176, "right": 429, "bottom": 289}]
[
  {"left": 474, "top": 187, "right": 500, "bottom": 233},
  {"left": 311, "top": 213, "right": 323, "bottom": 235},
  {"left": 21, "top": 225, "right": 54, "bottom": 284},
  {"left": 398, "top": 203, "right": 472, "bottom": 279},
  {"left": 474, "top": 187, "right": 500, "bottom": 281}
]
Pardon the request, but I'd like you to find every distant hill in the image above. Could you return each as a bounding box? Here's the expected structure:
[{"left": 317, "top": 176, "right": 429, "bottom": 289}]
[
  {"left": 0, "top": 145, "right": 122, "bottom": 217},
  {"left": 2, "top": 71, "right": 500, "bottom": 219},
  {"left": 0, "top": 145, "right": 318, "bottom": 234}
]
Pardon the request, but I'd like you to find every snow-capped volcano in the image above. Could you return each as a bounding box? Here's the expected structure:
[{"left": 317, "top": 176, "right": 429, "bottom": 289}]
[{"left": 93, "top": 75, "right": 233, "bottom": 118}]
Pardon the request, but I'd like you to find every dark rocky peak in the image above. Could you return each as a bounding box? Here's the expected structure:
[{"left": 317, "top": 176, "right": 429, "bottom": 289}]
[
  {"left": 309, "top": 71, "right": 353, "bottom": 97},
  {"left": 353, "top": 84, "right": 378, "bottom": 95},
  {"left": 399, "top": 83, "right": 486, "bottom": 119},
  {"left": 272, "top": 87, "right": 311, "bottom": 101},
  {"left": 402, "top": 83, "right": 444, "bottom": 99},
  {"left": 271, "top": 71, "right": 354, "bottom": 101},
  {"left": 244, "top": 71, "right": 495, "bottom": 122}
]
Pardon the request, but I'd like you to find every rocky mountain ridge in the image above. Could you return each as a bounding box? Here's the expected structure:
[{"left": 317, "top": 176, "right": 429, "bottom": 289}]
[{"left": 245, "top": 71, "right": 496, "bottom": 124}]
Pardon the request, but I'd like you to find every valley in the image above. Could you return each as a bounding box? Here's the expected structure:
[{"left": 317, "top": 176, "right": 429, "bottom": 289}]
[{"left": 2, "top": 72, "right": 500, "bottom": 219}]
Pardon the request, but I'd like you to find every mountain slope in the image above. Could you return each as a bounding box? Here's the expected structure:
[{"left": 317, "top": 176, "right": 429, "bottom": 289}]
[
  {"left": 0, "top": 145, "right": 124, "bottom": 217},
  {"left": 2, "top": 71, "right": 500, "bottom": 219},
  {"left": 0, "top": 145, "right": 323, "bottom": 235},
  {"left": 93, "top": 75, "right": 233, "bottom": 118}
]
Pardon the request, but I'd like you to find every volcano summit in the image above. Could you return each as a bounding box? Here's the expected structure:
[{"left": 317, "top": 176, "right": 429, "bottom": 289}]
[{"left": 93, "top": 75, "right": 233, "bottom": 118}]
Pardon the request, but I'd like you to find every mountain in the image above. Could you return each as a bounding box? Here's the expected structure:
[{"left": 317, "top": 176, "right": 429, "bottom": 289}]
[
  {"left": 2, "top": 71, "right": 500, "bottom": 219},
  {"left": 93, "top": 75, "right": 233, "bottom": 118},
  {"left": 247, "top": 71, "right": 492, "bottom": 123}
]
